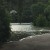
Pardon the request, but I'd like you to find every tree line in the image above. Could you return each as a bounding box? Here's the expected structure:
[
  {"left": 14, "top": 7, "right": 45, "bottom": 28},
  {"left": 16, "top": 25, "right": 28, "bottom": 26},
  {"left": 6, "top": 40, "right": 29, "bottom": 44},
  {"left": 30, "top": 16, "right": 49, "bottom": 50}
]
[
  {"left": 8, "top": 0, "right": 50, "bottom": 27},
  {"left": 31, "top": 0, "right": 50, "bottom": 27}
]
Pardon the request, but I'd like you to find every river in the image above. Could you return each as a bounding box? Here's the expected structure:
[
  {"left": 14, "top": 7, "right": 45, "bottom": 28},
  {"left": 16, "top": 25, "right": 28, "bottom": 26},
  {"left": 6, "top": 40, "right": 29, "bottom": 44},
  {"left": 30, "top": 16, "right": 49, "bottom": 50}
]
[
  {"left": 10, "top": 23, "right": 32, "bottom": 31},
  {"left": 10, "top": 23, "right": 50, "bottom": 32}
]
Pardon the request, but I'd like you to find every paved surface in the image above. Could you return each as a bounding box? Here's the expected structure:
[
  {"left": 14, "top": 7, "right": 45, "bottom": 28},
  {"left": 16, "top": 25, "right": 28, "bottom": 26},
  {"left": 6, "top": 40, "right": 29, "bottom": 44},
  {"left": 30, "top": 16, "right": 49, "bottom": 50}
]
[{"left": 1, "top": 34, "right": 50, "bottom": 50}]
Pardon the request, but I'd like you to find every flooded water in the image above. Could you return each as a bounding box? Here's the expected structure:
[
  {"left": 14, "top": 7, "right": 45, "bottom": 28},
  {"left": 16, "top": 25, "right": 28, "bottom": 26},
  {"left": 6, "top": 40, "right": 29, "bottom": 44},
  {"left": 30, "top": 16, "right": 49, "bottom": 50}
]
[
  {"left": 10, "top": 23, "right": 50, "bottom": 32},
  {"left": 10, "top": 23, "right": 32, "bottom": 31}
]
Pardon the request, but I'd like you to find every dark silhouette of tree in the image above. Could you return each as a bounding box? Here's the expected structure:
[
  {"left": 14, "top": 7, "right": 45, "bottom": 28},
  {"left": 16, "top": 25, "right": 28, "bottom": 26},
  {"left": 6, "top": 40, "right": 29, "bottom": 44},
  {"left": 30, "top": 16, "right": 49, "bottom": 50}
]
[
  {"left": 0, "top": 0, "right": 11, "bottom": 43},
  {"left": 17, "top": 0, "right": 24, "bottom": 23}
]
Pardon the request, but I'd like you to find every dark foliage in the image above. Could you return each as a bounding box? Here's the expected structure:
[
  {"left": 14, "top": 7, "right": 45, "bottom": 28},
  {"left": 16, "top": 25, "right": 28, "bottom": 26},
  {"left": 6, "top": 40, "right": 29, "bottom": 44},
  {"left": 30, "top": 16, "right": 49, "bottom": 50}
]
[{"left": 0, "top": 8, "right": 11, "bottom": 43}]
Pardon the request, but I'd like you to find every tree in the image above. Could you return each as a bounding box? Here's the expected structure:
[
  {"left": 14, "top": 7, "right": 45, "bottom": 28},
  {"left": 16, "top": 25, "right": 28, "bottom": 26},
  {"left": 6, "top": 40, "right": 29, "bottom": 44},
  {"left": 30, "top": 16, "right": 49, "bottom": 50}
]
[
  {"left": 0, "top": 8, "right": 11, "bottom": 43},
  {"left": 44, "top": 5, "right": 50, "bottom": 20},
  {"left": 0, "top": 0, "right": 11, "bottom": 43},
  {"left": 31, "top": 3, "right": 45, "bottom": 25},
  {"left": 35, "top": 15, "right": 48, "bottom": 27},
  {"left": 17, "top": 0, "right": 24, "bottom": 23},
  {"left": 32, "top": 0, "right": 48, "bottom": 4},
  {"left": 31, "top": 3, "right": 45, "bottom": 16},
  {"left": 44, "top": 5, "right": 50, "bottom": 27},
  {"left": 22, "top": 7, "right": 33, "bottom": 23}
]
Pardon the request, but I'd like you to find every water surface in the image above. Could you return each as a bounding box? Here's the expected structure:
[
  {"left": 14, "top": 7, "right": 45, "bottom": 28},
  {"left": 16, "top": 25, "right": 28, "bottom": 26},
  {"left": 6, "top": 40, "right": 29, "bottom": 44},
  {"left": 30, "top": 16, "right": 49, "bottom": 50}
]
[{"left": 10, "top": 23, "right": 50, "bottom": 32}]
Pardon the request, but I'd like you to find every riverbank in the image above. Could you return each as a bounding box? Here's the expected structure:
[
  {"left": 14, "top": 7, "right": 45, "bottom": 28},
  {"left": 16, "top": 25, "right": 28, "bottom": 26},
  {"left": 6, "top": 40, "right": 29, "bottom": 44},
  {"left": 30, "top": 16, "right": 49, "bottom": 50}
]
[{"left": 9, "top": 30, "right": 50, "bottom": 41}]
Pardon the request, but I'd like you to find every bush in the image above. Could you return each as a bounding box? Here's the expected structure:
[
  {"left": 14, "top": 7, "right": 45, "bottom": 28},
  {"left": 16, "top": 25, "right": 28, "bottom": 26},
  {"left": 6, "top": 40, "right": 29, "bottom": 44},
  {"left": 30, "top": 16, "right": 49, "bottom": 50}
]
[
  {"left": 9, "top": 32, "right": 31, "bottom": 41},
  {"left": 35, "top": 15, "right": 48, "bottom": 27},
  {"left": 0, "top": 8, "right": 11, "bottom": 43}
]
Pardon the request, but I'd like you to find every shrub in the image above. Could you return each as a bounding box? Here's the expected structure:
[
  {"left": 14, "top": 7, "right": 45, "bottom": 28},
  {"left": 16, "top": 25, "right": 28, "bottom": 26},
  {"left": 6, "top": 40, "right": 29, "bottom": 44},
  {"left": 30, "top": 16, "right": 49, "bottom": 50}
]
[
  {"left": 9, "top": 32, "right": 31, "bottom": 41},
  {"left": 0, "top": 8, "right": 11, "bottom": 43}
]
